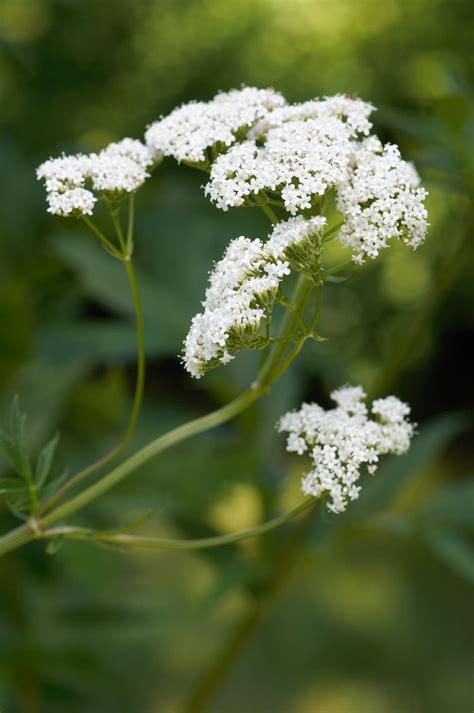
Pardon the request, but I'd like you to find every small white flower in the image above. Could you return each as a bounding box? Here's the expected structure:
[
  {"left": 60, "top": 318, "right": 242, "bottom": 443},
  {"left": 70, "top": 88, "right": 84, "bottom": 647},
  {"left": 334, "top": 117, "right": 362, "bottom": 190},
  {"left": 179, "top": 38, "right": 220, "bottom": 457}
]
[
  {"left": 145, "top": 87, "right": 285, "bottom": 164},
  {"left": 278, "top": 386, "right": 415, "bottom": 513}
]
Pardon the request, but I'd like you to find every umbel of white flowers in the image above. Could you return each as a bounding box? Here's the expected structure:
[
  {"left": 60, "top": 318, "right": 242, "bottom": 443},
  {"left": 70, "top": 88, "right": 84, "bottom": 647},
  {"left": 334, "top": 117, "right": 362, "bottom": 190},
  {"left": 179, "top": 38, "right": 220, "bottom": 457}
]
[
  {"left": 278, "top": 386, "right": 415, "bottom": 513},
  {"left": 36, "top": 139, "right": 157, "bottom": 216},
  {"left": 183, "top": 216, "right": 326, "bottom": 378},
  {"left": 36, "top": 87, "right": 429, "bottom": 377},
  {"left": 37, "top": 87, "right": 428, "bottom": 263}
]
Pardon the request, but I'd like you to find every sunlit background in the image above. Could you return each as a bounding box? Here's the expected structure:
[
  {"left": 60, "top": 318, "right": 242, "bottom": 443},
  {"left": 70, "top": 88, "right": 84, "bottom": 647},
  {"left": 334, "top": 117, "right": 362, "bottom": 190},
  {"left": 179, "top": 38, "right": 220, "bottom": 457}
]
[{"left": 0, "top": 1, "right": 473, "bottom": 711}]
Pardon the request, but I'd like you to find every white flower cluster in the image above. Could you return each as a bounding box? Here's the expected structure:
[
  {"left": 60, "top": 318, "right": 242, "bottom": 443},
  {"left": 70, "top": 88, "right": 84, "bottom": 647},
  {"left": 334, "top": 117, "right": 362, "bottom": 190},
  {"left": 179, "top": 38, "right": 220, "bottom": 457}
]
[
  {"left": 205, "top": 94, "right": 374, "bottom": 215},
  {"left": 183, "top": 216, "right": 326, "bottom": 377},
  {"left": 336, "top": 137, "right": 429, "bottom": 263},
  {"left": 201, "top": 91, "right": 427, "bottom": 260},
  {"left": 38, "top": 89, "right": 428, "bottom": 261},
  {"left": 205, "top": 117, "right": 355, "bottom": 215},
  {"left": 145, "top": 87, "right": 285, "bottom": 164},
  {"left": 37, "top": 138, "right": 154, "bottom": 216},
  {"left": 278, "top": 385, "right": 415, "bottom": 513}
]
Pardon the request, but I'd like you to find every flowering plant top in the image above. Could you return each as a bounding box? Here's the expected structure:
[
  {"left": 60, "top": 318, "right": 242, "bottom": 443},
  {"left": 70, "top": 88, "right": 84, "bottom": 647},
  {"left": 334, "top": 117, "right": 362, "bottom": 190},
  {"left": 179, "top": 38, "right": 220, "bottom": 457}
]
[{"left": 21, "top": 87, "right": 428, "bottom": 538}]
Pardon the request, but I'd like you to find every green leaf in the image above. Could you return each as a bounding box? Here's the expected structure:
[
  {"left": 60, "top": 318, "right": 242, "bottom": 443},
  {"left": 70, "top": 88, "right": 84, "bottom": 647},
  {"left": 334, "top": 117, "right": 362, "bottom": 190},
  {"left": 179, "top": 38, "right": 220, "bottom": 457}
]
[
  {"left": 0, "top": 485, "right": 27, "bottom": 494},
  {"left": 35, "top": 432, "right": 60, "bottom": 488},
  {"left": 9, "top": 395, "right": 32, "bottom": 479},
  {"left": 420, "top": 478, "right": 474, "bottom": 533},
  {"left": 46, "top": 536, "right": 66, "bottom": 555},
  {"left": 5, "top": 502, "right": 29, "bottom": 521},
  {"left": 425, "top": 529, "right": 474, "bottom": 583},
  {"left": 41, "top": 469, "right": 70, "bottom": 499},
  {"left": 0, "top": 427, "right": 22, "bottom": 473}
]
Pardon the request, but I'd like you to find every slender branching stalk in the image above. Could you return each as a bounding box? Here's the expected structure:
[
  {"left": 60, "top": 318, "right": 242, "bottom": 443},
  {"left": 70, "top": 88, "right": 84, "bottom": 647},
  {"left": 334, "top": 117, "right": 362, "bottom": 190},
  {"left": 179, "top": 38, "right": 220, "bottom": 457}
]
[
  {"left": 0, "top": 200, "right": 321, "bottom": 556},
  {"left": 39, "top": 496, "right": 316, "bottom": 552},
  {"left": 41, "top": 199, "right": 146, "bottom": 511}
]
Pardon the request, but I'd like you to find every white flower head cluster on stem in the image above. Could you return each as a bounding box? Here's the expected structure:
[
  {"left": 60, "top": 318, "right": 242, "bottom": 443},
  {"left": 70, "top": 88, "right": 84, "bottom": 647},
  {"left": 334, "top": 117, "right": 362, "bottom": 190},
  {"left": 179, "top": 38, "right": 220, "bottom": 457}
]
[
  {"left": 37, "top": 138, "right": 155, "bottom": 217},
  {"left": 278, "top": 385, "right": 415, "bottom": 513},
  {"left": 183, "top": 236, "right": 279, "bottom": 378},
  {"left": 183, "top": 215, "right": 326, "bottom": 378},
  {"left": 205, "top": 112, "right": 357, "bottom": 215},
  {"left": 336, "top": 137, "right": 429, "bottom": 262},
  {"left": 145, "top": 87, "right": 285, "bottom": 164},
  {"left": 199, "top": 89, "right": 427, "bottom": 259}
]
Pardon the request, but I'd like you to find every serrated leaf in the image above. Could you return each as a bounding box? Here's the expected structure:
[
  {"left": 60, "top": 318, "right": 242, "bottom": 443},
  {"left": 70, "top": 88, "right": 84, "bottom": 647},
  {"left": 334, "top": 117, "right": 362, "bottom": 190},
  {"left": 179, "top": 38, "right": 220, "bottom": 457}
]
[{"left": 35, "top": 432, "right": 60, "bottom": 488}]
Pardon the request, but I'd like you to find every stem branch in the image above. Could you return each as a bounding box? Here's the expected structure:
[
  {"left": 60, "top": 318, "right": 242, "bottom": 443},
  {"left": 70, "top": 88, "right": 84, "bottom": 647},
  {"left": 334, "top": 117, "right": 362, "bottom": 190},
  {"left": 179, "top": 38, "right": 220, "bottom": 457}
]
[
  {"left": 41, "top": 257, "right": 145, "bottom": 511},
  {"left": 42, "top": 497, "right": 315, "bottom": 551}
]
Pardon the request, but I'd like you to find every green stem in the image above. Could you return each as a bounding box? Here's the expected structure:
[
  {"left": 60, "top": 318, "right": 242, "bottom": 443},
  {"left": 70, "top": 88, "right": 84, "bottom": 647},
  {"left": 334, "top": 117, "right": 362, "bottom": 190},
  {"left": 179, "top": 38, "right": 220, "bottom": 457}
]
[
  {"left": 309, "top": 281, "right": 321, "bottom": 332},
  {"left": 110, "top": 209, "right": 127, "bottom": 254},
  {"left": 24, "top": 469, "right": 39, "bottom": 517},
  {"left": 0, "top": 210, "right": 315, "bottom": 556},
  {"left": 41, "top": 257, "right": 146, "bottom": 511},
  {"left": 126, "top": 193, "right": 135, "bottom": 256},
  {"left": 41, "top": 497, "right": 315, "bottom": 551},
  {"left": 268, "top": 332, "right": 307, "bottom": 344},
  {"left": 81, "top": 216, "right": 122, "bottom": 259},
  {"left": 277, "top": 296, "right": 307, "bottom": 335},
  {"left": 0, "top": 390, "right": 260, "bottom": 556},
  {"left": 0, "top": 276, "right": 314, "bottom": 556},
  {"left": 259, "top": 202, "right": 279, "bottom": 225},
  {"left": 42, "top": 388, "right": 262, "bottom": 527},
  {"left": 325, "top": 257, "right": 355, "bottom": 276},
  {"left": 268, "top": 338, "right": 307, "bottom": 384},
  {"left": 257, "top": 274, "right": 313, "bottom": 387}
]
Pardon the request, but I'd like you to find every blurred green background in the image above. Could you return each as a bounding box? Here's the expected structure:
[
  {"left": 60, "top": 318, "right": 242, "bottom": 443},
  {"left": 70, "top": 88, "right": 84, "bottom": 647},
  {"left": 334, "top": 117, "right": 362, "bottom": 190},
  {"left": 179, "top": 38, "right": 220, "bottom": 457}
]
[{"left": 0, "top": 0, "right": 473, "bottom": 711}]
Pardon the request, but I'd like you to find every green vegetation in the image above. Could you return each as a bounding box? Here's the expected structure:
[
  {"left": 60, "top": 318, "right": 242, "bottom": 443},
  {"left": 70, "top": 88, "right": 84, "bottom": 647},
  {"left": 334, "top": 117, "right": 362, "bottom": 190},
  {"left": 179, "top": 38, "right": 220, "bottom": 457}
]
[{"left": 0, "top": 1, "right": 472, "bottom": 711}]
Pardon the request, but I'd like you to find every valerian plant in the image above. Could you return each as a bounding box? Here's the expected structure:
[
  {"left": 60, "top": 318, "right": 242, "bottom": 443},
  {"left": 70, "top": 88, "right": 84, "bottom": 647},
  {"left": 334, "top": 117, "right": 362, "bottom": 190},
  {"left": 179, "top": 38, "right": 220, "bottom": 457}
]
[{"left": 0, "top": 87, "right": 428, "bottom": 556}]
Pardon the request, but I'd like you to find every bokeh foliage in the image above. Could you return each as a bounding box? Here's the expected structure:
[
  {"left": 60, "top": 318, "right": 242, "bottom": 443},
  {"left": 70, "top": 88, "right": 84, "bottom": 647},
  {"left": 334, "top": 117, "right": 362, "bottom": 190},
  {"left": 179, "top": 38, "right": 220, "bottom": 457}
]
[{"left": 0, "top": 0, "right": 473, "bottom": 711}]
